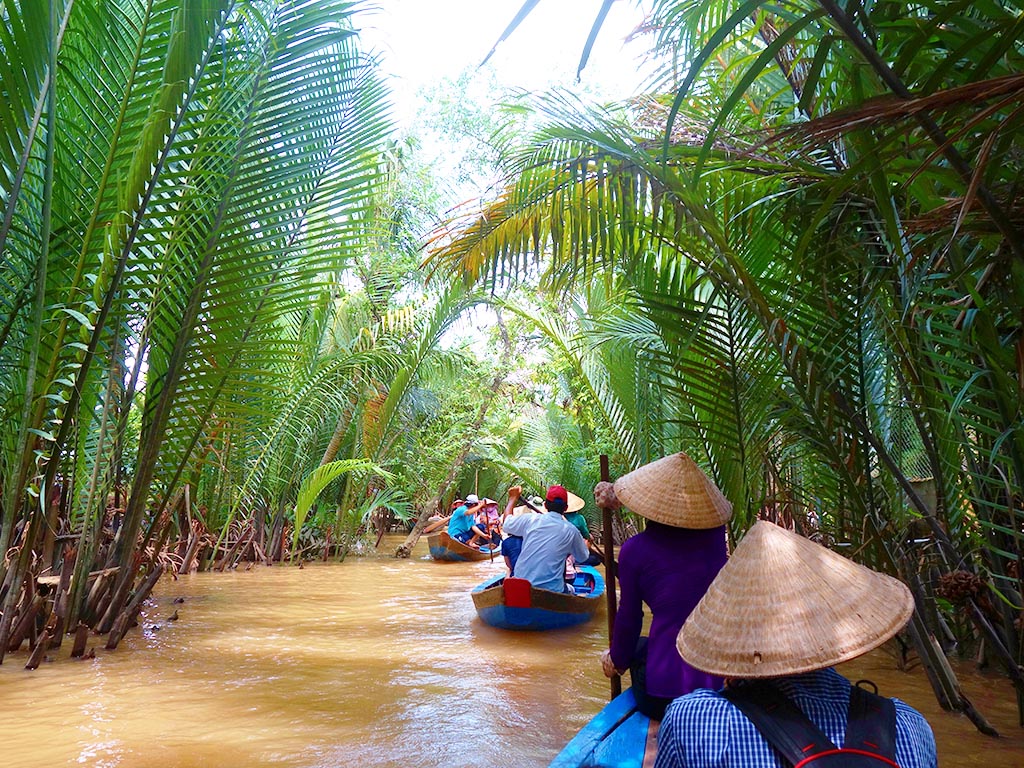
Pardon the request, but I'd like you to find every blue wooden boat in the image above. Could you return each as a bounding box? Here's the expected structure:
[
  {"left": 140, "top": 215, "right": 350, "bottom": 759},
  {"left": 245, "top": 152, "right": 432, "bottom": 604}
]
[
  {"left": 427, "top": 531, "right": 501, "bottom": 562},
  {"left": 548, "top": 687, "right": 654, "bottom": 768},
  {"left": 470, "top": 565, "right": 605, "bottom": 630}
]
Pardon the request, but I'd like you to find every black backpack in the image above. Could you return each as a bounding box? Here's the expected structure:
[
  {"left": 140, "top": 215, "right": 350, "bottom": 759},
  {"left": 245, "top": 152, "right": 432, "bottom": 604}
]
[{"left": 720, "top": 680, "right": 899, "bottom": 767}]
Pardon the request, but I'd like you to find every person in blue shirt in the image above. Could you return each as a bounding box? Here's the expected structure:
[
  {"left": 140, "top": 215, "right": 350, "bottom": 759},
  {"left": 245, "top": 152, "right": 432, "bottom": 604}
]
[
  {"left": 654, "top": 520, "right": 937, "bottom": 768},
  {"left": 502, "top": 484, "right": 589, "bottom": 593},
  {"left": 447, "top": 494, "right": 487, "bottom": 546}
]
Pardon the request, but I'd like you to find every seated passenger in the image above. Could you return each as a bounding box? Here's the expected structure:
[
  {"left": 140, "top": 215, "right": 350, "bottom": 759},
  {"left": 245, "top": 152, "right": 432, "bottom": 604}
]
[
  {"left": 562, "top": 491, "right": 604, "bottom": 567},
  {"left": 500, "top": 486, "right": 526, "bottom": 574},
  {"left": 477, "top": 499, "right": 502, "bottom": 549},
  {"left": 465, "top": 506, "right": 496, "bottom": 550},
  {"left": 502, "top": 484, "right": 589, "bottom": 593},
  {"left": 447, "top": 494, "right": 485, "bottom": 545},
  {"left": 654, "top": 520, "right": 937, "bottom": 768}
]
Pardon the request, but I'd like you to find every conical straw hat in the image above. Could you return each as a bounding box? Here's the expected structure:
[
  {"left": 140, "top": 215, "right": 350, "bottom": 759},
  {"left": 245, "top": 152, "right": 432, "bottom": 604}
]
[
  {"left": 676, "top": 521, "right": 915, "bottom": 678},
  {"left": 613, "top": 452, "right": 732, "bottom": 529},
  {"left": 565, "top": 490, "right": 585, "bottom": 513}
]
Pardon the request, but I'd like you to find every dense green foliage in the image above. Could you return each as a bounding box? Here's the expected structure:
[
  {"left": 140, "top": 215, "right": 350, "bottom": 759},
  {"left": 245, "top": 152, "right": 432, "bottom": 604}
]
[
  {"left": 0, "top": 0, "right": 441, "bottom": 653},
  {"left": 430, "top": 0, "right": 1024, "bottom": 720},
  {"left": 3, "top": 0, "right": 1022, "bottom": 730}
]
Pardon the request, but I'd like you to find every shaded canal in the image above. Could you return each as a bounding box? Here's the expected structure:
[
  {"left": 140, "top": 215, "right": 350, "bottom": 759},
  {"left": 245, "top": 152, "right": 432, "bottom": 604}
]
[{"left": 1, "top": 535, "right": 1021, "bottom": 766}]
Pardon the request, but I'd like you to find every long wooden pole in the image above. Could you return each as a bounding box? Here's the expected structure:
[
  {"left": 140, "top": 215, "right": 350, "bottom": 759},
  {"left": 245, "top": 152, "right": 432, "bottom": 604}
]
[{"left": 600, "top": 454, "right": 621, "bottom": 699}]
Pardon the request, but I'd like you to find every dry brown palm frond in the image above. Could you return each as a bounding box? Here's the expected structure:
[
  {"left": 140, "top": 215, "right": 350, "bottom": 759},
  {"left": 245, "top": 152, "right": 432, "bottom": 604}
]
[
  {"left": 905, "top": 195, "right": 1024, "bottom": 236},
  {"left": 770, "top": 73, "right": 1024, "bottom": 146},
  {"left": 628, "top": 95, "right": 804, "bottom": 172},
  {"left": 629, "top": 95, "right": 752, "bottom": 155}
]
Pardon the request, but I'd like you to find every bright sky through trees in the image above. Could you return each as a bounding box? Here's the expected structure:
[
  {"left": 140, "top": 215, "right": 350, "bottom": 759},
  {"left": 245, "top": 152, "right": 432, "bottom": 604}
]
[
  {"left": 355, "top": 2, "right": 655, "bottom": 356},
  {"left": 358, "top": 0, "right": 653, "bottom": 122}
]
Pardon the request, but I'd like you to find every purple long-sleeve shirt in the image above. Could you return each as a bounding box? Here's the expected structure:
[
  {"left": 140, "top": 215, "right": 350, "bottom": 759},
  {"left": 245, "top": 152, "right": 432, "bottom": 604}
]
[{"left": 609, "top": 522, "right": 728, "bottom": 699}]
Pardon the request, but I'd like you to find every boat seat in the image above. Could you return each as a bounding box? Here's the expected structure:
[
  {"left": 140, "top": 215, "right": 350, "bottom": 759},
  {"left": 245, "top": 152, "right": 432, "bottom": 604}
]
[{"left": 503, "top": 577, "right": 532, "bottom": 608}]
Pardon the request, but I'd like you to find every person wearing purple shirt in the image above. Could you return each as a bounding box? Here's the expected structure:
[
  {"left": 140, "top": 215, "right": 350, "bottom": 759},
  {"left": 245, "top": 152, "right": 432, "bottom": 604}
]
[{"left": 594, "top": 452, "right": 733, "bottom": 721}]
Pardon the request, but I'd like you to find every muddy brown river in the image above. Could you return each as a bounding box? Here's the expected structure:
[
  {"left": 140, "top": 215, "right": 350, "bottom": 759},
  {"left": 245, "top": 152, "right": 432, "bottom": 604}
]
[{"left": 0, "top": 535, "right": 1021, "bottom": 766}]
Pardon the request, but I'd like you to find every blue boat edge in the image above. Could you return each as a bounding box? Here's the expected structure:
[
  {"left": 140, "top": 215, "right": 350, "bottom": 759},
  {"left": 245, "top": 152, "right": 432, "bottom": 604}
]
[{"left": 549, "top": 687, "right": 652, "bottom": 768}]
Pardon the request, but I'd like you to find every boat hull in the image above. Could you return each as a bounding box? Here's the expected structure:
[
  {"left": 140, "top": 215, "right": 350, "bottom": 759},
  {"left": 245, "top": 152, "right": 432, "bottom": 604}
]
[
  {"left": 427, "top": 531, "right": 501, "bottom": 562},
  {"left": 548, "top": 687, "right": 651, "bottom": 768},
  {"left": 471, "top": 565, "right": 605, "bottom": 630}
]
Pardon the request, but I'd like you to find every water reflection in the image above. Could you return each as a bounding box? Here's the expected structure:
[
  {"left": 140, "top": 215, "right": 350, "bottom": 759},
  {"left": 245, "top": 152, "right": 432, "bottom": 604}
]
[{"left": 0, "top": 535, "right": 1019, "bottom": 767}]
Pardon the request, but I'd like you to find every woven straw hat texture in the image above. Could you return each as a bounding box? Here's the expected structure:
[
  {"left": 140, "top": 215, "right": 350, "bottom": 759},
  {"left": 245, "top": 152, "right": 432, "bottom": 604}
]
[
  {"left": 565, "top": 490, "right": 585, "bottom": 513},
  {"left": 676, "top": 521, "right": 915, "bottom": 678},
  {"left": 612, "top": 452, "right": 732, "bottom": 529}
]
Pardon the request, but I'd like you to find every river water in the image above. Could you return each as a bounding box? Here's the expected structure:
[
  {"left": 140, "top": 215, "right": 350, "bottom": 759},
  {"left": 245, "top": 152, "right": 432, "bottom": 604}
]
[{"left": 0, "top": 535, "right": 1021, "bottom": 767}]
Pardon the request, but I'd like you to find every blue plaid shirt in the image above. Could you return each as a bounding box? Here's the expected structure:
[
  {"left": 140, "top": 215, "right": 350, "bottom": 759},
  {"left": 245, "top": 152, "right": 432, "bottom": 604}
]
[{"left": 654, "top": 668, "right": 937, "bottom": 768}]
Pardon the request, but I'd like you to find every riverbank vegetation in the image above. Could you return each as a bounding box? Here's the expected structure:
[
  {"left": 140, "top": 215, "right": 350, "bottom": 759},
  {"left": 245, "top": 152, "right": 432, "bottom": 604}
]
[{"left": 1, "top": 0, "right": 1021, "bottom": 733}]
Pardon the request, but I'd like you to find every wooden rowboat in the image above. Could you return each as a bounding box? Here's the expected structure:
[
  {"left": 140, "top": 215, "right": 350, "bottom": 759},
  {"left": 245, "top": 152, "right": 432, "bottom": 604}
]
[
  {"left": 427, "top": 531, "right": 501, "bottom": 562},
  {"left": 548, "top": 687, "right": 655, "bottom": 768},
  {"left": 470, "top": 565, "right": 605, "bottom": 630}
]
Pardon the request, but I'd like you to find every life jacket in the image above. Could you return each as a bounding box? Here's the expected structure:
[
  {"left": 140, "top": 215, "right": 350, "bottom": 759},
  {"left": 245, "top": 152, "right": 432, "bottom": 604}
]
[{"left": 720, "top": 679, "right": 898, "bottom": 768}]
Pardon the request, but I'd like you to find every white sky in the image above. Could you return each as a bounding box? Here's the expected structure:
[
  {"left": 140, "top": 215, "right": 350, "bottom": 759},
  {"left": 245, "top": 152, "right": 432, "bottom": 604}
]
[
  {"left": 356, "top": 0, "right": 654, "bottom": 121},
  {"left": 354, "top": 2, "right": 656, "bottom": 359}
]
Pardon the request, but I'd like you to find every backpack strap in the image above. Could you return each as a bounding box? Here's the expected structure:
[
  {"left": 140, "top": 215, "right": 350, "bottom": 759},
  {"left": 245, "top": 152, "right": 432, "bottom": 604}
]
[
  {"left": 721, "top": 680, "right": 899, "bottom": 768},
  {"left": 721, "top": 682, "right": 837, "bottom": 766},
  {"left": 844, "top": 682, "right": 897, "bottom": 762}
]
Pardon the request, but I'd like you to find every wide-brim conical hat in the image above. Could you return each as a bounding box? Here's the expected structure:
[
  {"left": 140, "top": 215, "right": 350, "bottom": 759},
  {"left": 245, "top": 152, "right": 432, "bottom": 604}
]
[
  {"left": 612, "top": 452, "right": 732, "bottom": 528},
  {"left": 676, "top": 521, "right": 915, "bottom": 678},
  {"left": 565, "top": 491, "right": 585, "bottom": 513}
]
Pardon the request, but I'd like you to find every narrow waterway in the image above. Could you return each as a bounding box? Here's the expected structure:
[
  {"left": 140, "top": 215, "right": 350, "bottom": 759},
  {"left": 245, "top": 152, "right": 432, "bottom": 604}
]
[{"left": 0, "top": 535, "right": 1021, "bottom": 767}]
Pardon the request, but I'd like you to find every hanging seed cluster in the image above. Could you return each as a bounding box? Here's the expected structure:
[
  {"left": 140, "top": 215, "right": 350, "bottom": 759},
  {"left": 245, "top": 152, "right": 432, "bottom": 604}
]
[
  {"left": 594, "top": 481, "right": 619, "bottom": 510},
  {"left": 936, "top": 570, "right": 984, "bottom": 603}
]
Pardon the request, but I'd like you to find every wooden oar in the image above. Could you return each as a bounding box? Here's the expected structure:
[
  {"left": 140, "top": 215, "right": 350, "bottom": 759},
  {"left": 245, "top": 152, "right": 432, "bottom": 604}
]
[
  {"left": 422, "top": 515, "right": 450, "bottom": 535},
  {"left": 600, "top": 453, "right": 621, "bottom": 699}
]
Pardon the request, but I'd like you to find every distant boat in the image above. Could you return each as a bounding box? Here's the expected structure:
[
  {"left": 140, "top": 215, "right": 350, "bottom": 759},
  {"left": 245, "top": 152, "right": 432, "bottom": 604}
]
[
  {"left": 471, "top": 565, "right": 605, "bottom": 630},
  {"left": 548, "top": 687, "right": 653, "bottom": 768},
  {"left": 427, "top": 531, "right": 501, "bottom": 562}
]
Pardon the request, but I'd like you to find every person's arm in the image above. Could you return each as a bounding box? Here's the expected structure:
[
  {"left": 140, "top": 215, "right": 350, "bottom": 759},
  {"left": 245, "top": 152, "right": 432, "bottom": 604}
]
[
  {"left": 653, "top": 693, "right": 735, "bottom": 768},
  {"left": 893, "top": 701, "right": 938, "bottom": 768},
  {"left": 651, "top": 700, "right": 683, "bottom": 768},
  {"left": 500, "top": 485, "right": 521, "bottom": 524},
  {"left": 569, "top": 529, "right": 589, "bottom": 564}
]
